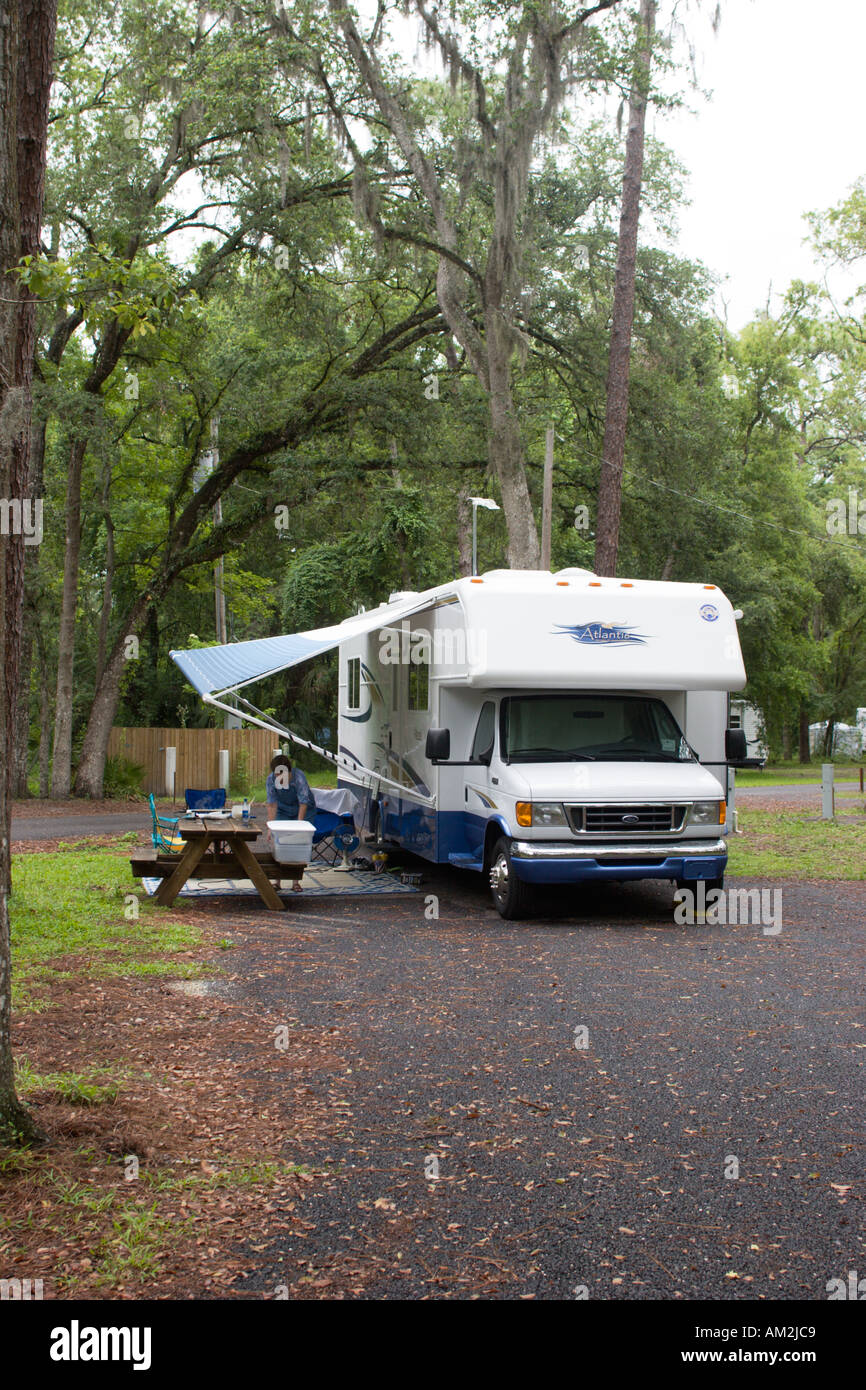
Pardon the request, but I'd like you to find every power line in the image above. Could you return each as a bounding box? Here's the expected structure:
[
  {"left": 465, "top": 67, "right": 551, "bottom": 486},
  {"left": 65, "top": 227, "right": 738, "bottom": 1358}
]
[
  {"left": 619, "top": 463, "right": 866, "bottom": 557},
  {"left": 565, "top": 441, "right": 866, "bottom": 557}
]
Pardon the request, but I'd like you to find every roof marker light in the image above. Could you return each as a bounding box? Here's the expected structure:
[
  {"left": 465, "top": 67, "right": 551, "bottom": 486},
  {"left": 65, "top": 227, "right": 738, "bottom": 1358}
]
[
  {"left": 556, "top": 581, "right": 569, "bottom": 586},
  {"left": 589, "top": 581, "right": 601, "bottom": 587},
  {"left": 621, "top": 582, "right": 634, "bottom": 588}
]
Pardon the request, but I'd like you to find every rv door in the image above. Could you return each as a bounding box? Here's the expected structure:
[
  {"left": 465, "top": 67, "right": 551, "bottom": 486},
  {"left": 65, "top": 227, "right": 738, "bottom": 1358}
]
[{"left": 463, "top": 699, "right": 497, "bottom": 861}]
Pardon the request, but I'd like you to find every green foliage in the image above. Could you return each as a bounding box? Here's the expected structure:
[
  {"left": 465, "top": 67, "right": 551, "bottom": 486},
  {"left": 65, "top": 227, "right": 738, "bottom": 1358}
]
[
  {"left": 228, "top": 748, "right": 252, "bottom": 799},
  {"left": 101, "top": 755, "right": 145, "bottom": 799},
  {"left": 15, "top": 1060, "right": 127, "bottom": 1106},
  {"left": 17, "top": 0, "right": 866, "bottom": 780}
]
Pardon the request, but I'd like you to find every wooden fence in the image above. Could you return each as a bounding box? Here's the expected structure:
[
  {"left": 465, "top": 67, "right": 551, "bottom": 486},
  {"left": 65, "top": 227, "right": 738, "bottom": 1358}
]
[{"left": 108, "top": 726, "right": 283, "bottom": 798}]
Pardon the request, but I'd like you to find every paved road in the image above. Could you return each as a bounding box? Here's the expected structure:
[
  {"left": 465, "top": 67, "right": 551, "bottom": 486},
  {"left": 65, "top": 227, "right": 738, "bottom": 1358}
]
[
  {"left": 11, "top": 812, "right": 148, "bottom": 840},
  {"left": 737, "top": 781, "right": 860, "bottom": 802},
  {"left": 9, "top": 780, "right": 860, "bottom": 838},
  {"left": 191, "top": 868, "right": 865, "bottom": 1301}
]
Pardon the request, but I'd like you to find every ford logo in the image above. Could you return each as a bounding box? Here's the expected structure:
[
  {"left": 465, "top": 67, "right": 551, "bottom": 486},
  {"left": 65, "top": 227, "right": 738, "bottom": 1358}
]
[{"left": 621, "top": 814, "right": 640, "bottom": 824}]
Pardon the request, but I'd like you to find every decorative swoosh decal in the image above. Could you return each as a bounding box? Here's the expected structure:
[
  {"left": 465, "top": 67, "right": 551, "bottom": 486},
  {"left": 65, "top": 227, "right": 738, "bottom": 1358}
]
[
  {"left": 468, "top": 785, "right": 498, "bottom": 810},
  {"left": 553, "top": 621, "right": 649, "bottom": 646}
]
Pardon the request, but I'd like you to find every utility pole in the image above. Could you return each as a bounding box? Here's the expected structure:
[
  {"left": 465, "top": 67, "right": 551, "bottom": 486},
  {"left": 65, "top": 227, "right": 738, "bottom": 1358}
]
[
  {"left": 540, "top": 425, "right": 554, "bottom": 570},
  {"left": 210, "top": 416, "right": 227, "bottom": 645},
  {"left": 594, "top": 0, "right": 657, "bottom": 576},
  {"left": 193, "top": 417, "right": 237, "bottom": 729}
]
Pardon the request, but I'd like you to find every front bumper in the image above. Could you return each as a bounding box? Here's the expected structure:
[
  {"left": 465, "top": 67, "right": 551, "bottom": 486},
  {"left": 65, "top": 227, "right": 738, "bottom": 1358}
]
[{"left": 510, "top": 837, "right": 727, "bottom": 885}]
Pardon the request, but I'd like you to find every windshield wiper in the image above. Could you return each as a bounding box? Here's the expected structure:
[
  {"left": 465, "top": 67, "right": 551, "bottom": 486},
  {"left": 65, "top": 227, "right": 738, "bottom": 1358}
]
[
  {"left": 590, "top": 751, "right": 690, "bottom": 762},
  {"left": 509, "top": 749, "right": 596, "bottom": 761}
]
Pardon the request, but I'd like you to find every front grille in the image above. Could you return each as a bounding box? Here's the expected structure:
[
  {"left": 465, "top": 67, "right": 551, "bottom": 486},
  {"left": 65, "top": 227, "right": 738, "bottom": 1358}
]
[{"left": 566, "top": 803, "right": 688, "bottom": 836}]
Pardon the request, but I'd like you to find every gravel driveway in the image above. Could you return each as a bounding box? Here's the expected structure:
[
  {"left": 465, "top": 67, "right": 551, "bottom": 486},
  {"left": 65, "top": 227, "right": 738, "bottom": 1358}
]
[{"left": 184, "top": 867, "right": 865, "bottom": 1301}]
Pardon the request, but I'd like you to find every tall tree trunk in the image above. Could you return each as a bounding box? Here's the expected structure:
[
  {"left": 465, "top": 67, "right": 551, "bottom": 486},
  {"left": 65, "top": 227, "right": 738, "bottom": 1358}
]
[
  {"left": 660, "top": 543, "right": 677, "bottom": 581},
  {"left": 12, "top": 613, "right": 32, "bottom": 797},
  {"left": 36, "top": 623, "right": 51, "bottom": 797},
  {"left": 324, "top": 0, "right": 549, "bottom": 570},
  {"left": 94, "top": 460, "right": 114, "bottom": 685},
  {"left": 456, "top": 488, "right": 472, "bottom": 576},
  {"left": 74, "top": 592, "right": 152, "bottom": 798},
  {"left": 0, "top": 0, "right": 55, "bottom": 1146},
  {"left": 486, "top": 308, "right": 540, "bottom": 568},
  {"left": 11, "top": 416, "right": 46, "bottom": 797},
  {"left": 594, "top": 0, "right": 656, "bottom": 577},
  {"left": 50, "top": 435, "right": 85, "bottom": 796},
  {"left": 48, "top": 311, "right": 130, "bottom": 797},
  {"left": 95, "top": 521, "right": 114, "bottom": 685},
  {"left": 823, "top": 718, "right": 835, "bottom": 760},
  {"left": 798, "top": 707, "right": 811, "bottom": 764},
  {"left": 781, "top": 720, "right": 792, "bottom": 762}
]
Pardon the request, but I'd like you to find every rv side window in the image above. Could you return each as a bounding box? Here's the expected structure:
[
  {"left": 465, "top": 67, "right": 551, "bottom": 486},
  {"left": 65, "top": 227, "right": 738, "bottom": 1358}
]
[
  {"left": 408, "top": 652, "right": 429, "bottom": 711},
  {"left": 471, "top": 701, "right": 496, "bottom": 761},
  {"left": 347, "top": 656, "right": 361, "bottom": 710}
]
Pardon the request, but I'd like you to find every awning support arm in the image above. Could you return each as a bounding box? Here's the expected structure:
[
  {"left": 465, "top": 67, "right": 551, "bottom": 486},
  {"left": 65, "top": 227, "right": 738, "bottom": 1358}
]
[{"left": 202, "top": 693, "right": 434, "bottom": 805}]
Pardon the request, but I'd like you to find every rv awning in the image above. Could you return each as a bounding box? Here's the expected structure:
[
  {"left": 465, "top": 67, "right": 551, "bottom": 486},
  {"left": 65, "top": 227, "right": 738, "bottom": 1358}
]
[{"left": 170, "top": 591, "right": 451, "bottom": 698}]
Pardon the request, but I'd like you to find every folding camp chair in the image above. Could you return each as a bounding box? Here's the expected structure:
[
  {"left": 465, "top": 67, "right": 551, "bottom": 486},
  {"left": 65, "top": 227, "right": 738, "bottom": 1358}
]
[
  {"left": 310, "top": 810, "right": 358, "bottom": 866},
  {"left": 184, "top": 787, "right": 227, "bottom": 813},
  {"left": 148, "top": 793, "right": 185, "bottom": 853}
]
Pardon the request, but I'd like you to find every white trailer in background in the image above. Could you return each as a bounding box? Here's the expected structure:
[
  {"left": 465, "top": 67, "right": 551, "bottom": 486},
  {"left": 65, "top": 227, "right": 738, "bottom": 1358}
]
[
  {"left": 728, "top": 699, "right": 768, "bottom": 763},
  {"left": 171, "top": 566, "right": 751, "bottom": 918}
]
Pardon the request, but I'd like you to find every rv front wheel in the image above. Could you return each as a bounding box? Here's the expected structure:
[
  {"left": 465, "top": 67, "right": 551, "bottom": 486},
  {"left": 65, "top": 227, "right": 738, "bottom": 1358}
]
[{"left": 489, "top": 838, "right": 533, "bottom": 920}]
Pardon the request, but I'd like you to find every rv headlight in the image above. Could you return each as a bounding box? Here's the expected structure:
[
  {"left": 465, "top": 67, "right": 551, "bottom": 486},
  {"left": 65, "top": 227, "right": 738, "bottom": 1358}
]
[
  {"left": 690, "top": 800, "right": 724, "bottom": 825},
  {"left": 530, "top": 802, "right": 568, "bottom": 828}
]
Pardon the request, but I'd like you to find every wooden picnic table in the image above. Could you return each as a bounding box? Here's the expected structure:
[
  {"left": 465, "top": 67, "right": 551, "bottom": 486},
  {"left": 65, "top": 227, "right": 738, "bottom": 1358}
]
[{"left": 139, "top": 817, "right": 304, "bottom": 912}]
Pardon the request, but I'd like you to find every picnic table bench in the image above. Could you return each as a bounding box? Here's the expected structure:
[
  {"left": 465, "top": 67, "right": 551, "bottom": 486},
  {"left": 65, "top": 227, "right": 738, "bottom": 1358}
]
[{"left": 131, "top": 818, "right": 306, "bottom": 911}]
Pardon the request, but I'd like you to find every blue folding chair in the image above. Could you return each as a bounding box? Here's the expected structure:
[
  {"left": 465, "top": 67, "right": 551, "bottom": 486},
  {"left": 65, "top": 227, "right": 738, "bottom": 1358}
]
[
  {"left": 311, "top": 810, "right": 358, "bottom": 866},
  {"left": 148, "top": 793, "right": 185, "bottom": 853},
  {"left": 185, "top": 788, "right": 227, "bottom": 812}
]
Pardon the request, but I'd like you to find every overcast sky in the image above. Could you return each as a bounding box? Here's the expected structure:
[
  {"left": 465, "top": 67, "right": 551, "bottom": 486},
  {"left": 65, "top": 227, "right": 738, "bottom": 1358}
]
[{"left": 656, "top": 0, "right": 866, "bottom": 328}]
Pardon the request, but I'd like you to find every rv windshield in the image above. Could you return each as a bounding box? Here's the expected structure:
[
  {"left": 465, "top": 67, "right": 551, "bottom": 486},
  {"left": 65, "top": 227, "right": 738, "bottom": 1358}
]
[{"left": 501, "top": 694, "right": 695, "bottom": 763}]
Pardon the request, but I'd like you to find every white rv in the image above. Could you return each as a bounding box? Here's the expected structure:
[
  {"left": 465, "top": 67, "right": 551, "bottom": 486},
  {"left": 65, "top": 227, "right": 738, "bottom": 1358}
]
[{"left": 172, "top": 567, "right": 750, "bottom": 919}]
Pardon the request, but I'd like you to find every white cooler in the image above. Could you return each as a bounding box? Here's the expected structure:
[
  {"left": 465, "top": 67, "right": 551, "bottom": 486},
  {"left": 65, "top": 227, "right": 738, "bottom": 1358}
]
[{"left": 268, "top": 819, "right": 315, "bottom": 865}]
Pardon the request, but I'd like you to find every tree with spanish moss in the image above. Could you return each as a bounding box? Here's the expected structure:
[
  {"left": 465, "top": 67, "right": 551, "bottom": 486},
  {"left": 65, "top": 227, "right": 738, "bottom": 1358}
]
[{"left": 283, "top": 0, "right": 631, "bottom": 567}]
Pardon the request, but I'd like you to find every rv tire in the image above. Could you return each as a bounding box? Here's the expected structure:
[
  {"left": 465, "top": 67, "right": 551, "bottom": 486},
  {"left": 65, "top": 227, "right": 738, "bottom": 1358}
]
[{"left": 489, "top": 837, "right": 533, "bottom": 920}]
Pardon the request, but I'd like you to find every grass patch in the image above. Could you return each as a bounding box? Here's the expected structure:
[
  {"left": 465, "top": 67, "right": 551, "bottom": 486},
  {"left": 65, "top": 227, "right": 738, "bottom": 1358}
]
[
  {"left": 42, "top": 1172, "right": 187, "bottom": 1288},
  {"left": 95, "top": 1200, "right": 177, "bottom": 1285},
  {"left": 137, "top": 1158, "right": 314, "bottom": 1194},
  {"left": 0, "top": 1152, "right": 315, "bottom": 1293},
  {"left": 10, "top": 848, "right": 204, "bottom": 1011},
  {"left": 14, "top": 1058, "right": 130, "bottom": 1106},
  {"left": 727, "top": 809, "right": 866, "bottom": 880},
  {"left": 735, "top": 761, "right": 864, "bottom": 787}
]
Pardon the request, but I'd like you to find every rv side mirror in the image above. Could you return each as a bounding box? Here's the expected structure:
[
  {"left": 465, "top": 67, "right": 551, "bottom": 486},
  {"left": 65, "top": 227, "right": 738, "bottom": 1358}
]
[
  {"left": 725, "top": 727, "right": 748, "bottom": 762},
  {"left": 426, "top": 728, "right": 451, "bottom": 763}
]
